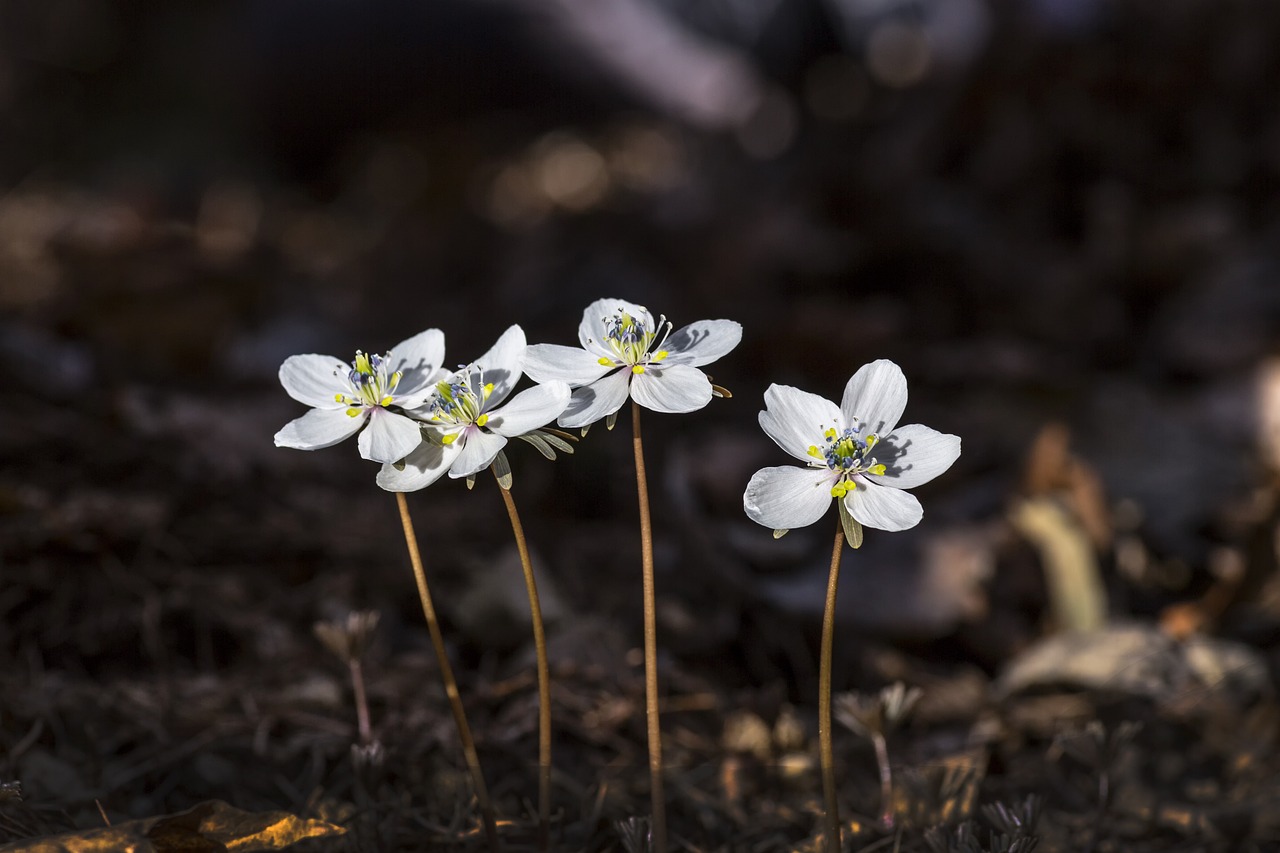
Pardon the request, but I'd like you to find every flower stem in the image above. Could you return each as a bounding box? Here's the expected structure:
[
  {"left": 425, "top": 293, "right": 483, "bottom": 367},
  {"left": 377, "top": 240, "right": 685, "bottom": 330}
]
[
  {"left": 394, "top": 492, "right": 501, "bottom": 853},
  {"left": 493, "top": 471, "right": 552, "bottom": 853},
  {"left": 819, "top": 519, "right": 845, "bottom": 852},
  {"left": 349, "top": 658, "right": 372, "bottom": 745},
  {"left": 873, "top": 732, "right": 894, "bottom": 829},
  {"left": 631, "top": 401, "right": 668, "bottom": 853}
]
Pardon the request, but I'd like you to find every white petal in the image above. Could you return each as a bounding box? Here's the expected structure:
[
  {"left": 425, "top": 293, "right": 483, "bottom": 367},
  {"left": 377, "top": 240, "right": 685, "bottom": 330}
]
[
  {"left": 279, "top": 354, "right": 347, "bottom": 408},
  {"left": 274, "top": 406, "right": 365, "bottom": 450},
  {"left": 376, "top": 441, "right": 456, "bottom": 492},
  {"left": 843, "top": 480, "right": 922, "bottom": 531},
  {"left": 488, "top": 382, "right": 570, "bottom": 437},
  {"left": 473, "top": 325, "right": 526, "bottom": 406},
  {"left": 558, "top": 369, "right": 632, "bottom": 428},
  {"left": 867, "top": 424, "right": 961, "bottom": 490},
  {"left": 577, "top": 298, "right": 653, "bottom": 352},
  {"left": 660, "top": 319, "right": 743, "bottom": 367},
  {"left": 449, "top": 428, "right": 508, "bottom": 478},
  {"left": 357, "top": 408, "right": 424, "bottom": 463},
  {"left": 390, "top": 328, "right": 446, "bottom": 396},
  {"left": 630, "top": 364, "right": 713, "bottom": 413},
  {"left": 842, "top": 359, "right": 908, "bottom": 436},
  {"left": 743, "top": 466, "right": 834, "bottom": 530},
  {"left": 523, "top": 344, "right": 614, "bottom": 387},
  {"left": 758, "top": 384, "right": 843, "bottom": 464}
]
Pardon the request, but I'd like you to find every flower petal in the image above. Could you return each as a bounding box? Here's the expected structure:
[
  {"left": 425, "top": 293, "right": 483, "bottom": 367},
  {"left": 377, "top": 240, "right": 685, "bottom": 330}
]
[
  {"left": 473, "top": 325, "right": 526, "bottom": 406},
  {"left": 523, "top": 343, "right": 614, "bottom": 387},
  {"left": 274, "top": 406, "right": 365, "bottom": 450},
  {"left": 867, "top": 424, "right": 961, "bottom": 489},
  {"left": 449, "top": 428, "right": 509, "bottom": 478},
  {"left": 759, "top": 384, "right": 843, "bottom": 463},
  {"left": 577, "top": 298, "right": 653, "bottom": 353},
  {"left": 390, "top": 328, "right": 446, "bottom": 397},
  {"left": 488, "top": 382, "right": 570, "bottom": 437},
  {"left": 630, "top": 364, "right": 713, "bottom": 413},
  {"left": 842, "top": 359, "right": 908, "bottom": 436},
  {"left": 357, "top": 408, "right": 424, "bottom": 463},
  {"left": 376, "top": 441, "right": 456, "bottom": 492},
  {"left": 559, "top": 369, "right": 632, "bottom": 428},
  {"left": 660, "top": 319, "right": 743, "bottom": 367},
  {"left": 843, "top": 480, "right": 922, "bottom": 531},
  {"left": 743, "top": 465, "right": 834, "bottom": 530},
  {"left": 279, "top": 354, "right": 347, "bottom": 408}
]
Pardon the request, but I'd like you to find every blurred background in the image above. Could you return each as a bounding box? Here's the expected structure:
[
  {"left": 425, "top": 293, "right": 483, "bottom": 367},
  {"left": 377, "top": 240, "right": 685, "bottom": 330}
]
[{"left": 5, "top": 0, "right": 1280, "bottom": 845}]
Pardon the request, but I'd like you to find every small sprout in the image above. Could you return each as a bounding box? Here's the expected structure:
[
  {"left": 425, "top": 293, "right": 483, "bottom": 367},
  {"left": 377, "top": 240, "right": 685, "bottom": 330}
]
[
  {"left": 835, "top": 681, "right": 923, "bottom": 739},
  {"left": 926, "top": 822, "right": 1040, "bottom": 853},
  {"left": 315, "top": 610, "right": 381, "bottom": 746},
  {"left": 835, "top": 682, "right": 923, "bottom": 829},
  {"left": 313, "top": 610, "right": 381, "bottom": 665},
  {"left": 1052, "top": 719, "right": 1140, "bottom": 770},
  {"left": 1051, "top": 720, "right": 1141, "bottom": 811},
  {"left": 981, "top": 794, "right": 1043, "bottom": 840},
  {"left": 615, "top": 816, "right": 652, "bottom": 853}
]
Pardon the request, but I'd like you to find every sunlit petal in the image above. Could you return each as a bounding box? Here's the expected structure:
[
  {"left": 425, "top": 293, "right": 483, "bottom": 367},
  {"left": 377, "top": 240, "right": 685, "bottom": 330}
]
[{"left": 744, "top": 466, "right": 833, "bottom": 530}]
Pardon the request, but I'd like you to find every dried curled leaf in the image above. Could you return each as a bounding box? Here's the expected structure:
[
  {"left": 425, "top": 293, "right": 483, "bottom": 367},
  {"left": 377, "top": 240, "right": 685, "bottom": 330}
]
[{"left": 0, "top": 800, "right": 345, "bottom": 853}]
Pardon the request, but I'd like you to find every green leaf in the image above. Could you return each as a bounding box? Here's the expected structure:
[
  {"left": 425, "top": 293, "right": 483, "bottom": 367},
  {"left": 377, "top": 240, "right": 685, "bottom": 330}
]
[
  {"left": 837, "top": 499, "right": 864, "bottom": 549},
  {"left": 538, "top": 430, "right": 576, "bottom": 455},
  {"left": 517, "top": 432, "right": 556, "bottom": 460},
  {"left": 492, "top": 450, "right": 513, "bottom": 490}
]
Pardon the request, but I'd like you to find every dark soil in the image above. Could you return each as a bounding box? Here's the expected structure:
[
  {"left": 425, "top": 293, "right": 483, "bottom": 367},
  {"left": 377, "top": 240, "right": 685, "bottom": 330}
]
[{"left": 4, "top": 1, "right": 1280, "bottom": 850}]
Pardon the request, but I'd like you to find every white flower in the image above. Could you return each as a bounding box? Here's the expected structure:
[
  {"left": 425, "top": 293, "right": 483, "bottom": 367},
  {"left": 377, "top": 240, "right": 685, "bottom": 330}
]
[
  {"left": 523, "top": 298, "right": 742, "bottom": 429},
  {"left": 743, "top": 360, "right": 960, "bottom": 533},
  {"left": 377, "top": 325, "right": 571, "bottom": 491},
  {"left": 274, "top": 329, "right": 448, "bottom": 464}
]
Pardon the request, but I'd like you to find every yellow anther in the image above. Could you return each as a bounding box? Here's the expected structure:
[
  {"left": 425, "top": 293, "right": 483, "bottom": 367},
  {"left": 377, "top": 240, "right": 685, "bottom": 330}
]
[
  {"left": 345, "top": 407, "right": 363, "bottom": 418},
  {"left": 808, "top": 445, "right": 823, "bottom": 458},
  {"left": 598, "top": 357, "right": 613, "bottom": 366},
  {"left": 379, "top": 395, "right": 394, "bottom": 407},
  {"left": 825, "top": 428, "right": 837, "bottom": 440},
  {"left": 440, "top": 433, "right": 457, "bottom": 445},
  {"left": 868, "top": 464, "right": 886, "bottom": 476},
  {"left": 334, "top": 393, "right": 345, "bottom": 403},
  {"left": 866, "top": 434, "right": 878, "bottom": 448},
  {"left": 483, "top": 382, "right": 494, "bottom": 398},
  {"left": 830, "top": 484, "right": 847, "bottom": 498},
  {"left": 476, "top": 414, "right": 488, "bottom": 427},
  {"left": 652, "top": 350, "right": 669, "bottom": 361},
  {"left": 632, "top": 365, "right": 645, "bottom": 374}
]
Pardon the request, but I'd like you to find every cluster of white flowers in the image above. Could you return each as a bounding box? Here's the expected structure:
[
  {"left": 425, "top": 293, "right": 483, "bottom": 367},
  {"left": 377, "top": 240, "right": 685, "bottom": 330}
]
[
  {"left": 274, "top": 298, "right": 960, "bottom": 531},
  {"left": 274, "top": 299, "right": 746, "bottom": 491}
]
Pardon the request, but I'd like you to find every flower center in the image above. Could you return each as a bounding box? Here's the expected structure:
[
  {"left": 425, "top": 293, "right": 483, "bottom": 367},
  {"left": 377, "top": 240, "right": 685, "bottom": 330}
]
[
  {"left": 596, "top": 309, "right": 672, "bottom": 374},
  {"left": 336, "top": 350, "right": 402, "bottom": 415},
  {"left": 427, "top": 367, "right": 494, "bottom": 443},
  {"left": 807, "top": 422, "right": 886, "bottom": 498}
]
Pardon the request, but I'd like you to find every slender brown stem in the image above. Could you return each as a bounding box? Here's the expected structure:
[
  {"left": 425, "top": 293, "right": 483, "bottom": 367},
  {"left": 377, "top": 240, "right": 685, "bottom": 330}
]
[
  {"left": 631, "top": 401, "right": 668, "bottom": 853},
  {"left": 819, "top": 519, "right": 845, "bottom": 852},
  {"left": 394, "top": 492, "right": 501, "bottom": 853},
  {"left": 873, "top": 732, "right": 894, "bottom": 829},
  {"left": 349, "top": 659, "right": 372, "bottom": 745},
  {"left": 494, "top": 472, "right": 552, "bottom": 853}
]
